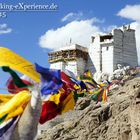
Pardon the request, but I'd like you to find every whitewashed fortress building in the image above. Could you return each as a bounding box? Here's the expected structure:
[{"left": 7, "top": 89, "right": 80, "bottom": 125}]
[{"left": 48, "top": 26, "right": 138, "bottom": 76}]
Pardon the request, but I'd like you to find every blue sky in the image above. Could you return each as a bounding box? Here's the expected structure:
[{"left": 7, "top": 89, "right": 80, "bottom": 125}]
[{"left": 0, "top": 0, "right": 140, "bottom": 91}]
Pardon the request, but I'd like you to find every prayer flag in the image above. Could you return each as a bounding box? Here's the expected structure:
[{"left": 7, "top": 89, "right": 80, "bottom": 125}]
[{"left": 35, "top": 63, "right": 62, "bottom": 95}]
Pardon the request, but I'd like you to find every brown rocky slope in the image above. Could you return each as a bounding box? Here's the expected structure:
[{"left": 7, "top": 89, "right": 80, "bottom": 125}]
[{"left": 38, "top": 76, "right": 140, "bottom": 140}]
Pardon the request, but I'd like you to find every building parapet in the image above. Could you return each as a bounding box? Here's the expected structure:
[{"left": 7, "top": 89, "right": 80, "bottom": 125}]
[
  {"left": 48, "top": 48, "right": 88, "bottom": 63},
  {"left": 101, "top": 42, "right": 113, "bottom": 47},
  {"left": 100, "top": 34, "right": 113, "bottom": 42}
]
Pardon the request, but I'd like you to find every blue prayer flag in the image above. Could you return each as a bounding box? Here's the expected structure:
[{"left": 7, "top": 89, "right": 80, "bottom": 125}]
[{"left": 35, "top": 63, "right": 63, "bottom": 95}]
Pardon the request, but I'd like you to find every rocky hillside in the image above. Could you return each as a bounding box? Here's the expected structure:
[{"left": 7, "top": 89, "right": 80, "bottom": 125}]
[{"left": 38, "top": 76, "right": 140, "bottom": 140}]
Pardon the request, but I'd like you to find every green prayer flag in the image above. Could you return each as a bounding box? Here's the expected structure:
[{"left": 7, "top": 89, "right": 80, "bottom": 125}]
[
  {"left": 2, "top": 66, "right": 27, "bottom": 88},
  {"left": 0, "top": 114, "right": 8, "bottom": 124}
]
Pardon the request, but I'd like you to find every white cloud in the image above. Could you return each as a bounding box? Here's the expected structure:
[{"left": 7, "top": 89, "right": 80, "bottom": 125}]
[
  {"left": 61, "top": 12, "right": 104, "bottom": 23},
  {"left": 0, "top": 24, "right": 12, "bottom": 35},
  {"left": 117, "top": 5, "right": 140, "bottom": 21},
  {"left": 61, "top": 12, "right": 83, "bottom": 22},
  {"left": 39, "top": 18, "right": 102, "bottom": 50},
  {"left": 117, "top": 4, "right": 140, "bottom": 65}
]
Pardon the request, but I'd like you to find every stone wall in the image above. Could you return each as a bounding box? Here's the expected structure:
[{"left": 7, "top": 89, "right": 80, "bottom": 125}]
[
  {"left": 77, "top": 58, "right": 87, "bottom": 76},
  {"left": 122, "top": 29, "right": 138, "bottom": 66},
  {"left": 86, "top": 55, "right": 96, "bottom": 74},
  {"left": 113, "top": 29, "right": 124, "bottom": 70},
  {"left": 113, "top": 29, "right": 138, "bottom": 70}
]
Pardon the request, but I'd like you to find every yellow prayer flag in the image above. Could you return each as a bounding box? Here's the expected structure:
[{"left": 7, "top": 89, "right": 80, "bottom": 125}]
[
  {"left": 0, "top": 94, "right": 14, "bottom": 103},
  {"left": 0, "top": 47, "right": 40, "bottom": 82},
  {"left": 49, "top": 93, "right": 61, "bottom": 105},
  {"left": 61, "top": 93, "right": 75, "bottom": 114},
  {"left": 5, "top": 106, "right": 23, "bottom": 121},
  {"left": 0, "top": 90, "right": 31, "bottom": 118}
]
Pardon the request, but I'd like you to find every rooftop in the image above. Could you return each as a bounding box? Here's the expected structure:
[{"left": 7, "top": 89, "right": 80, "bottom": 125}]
[{"left": 48, "top": 44, "right": 88, "bottom": 63}]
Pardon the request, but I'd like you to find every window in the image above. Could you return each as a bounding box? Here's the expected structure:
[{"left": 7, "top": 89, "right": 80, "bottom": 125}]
[{"left": 106, "top": 47, "right": 109, "bottom": 51}]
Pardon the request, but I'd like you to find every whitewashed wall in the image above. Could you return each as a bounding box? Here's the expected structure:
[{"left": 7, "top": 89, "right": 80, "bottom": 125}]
[
  {"left": 50, "top": 59, "right": 86, "bottom": 77},
  {"left": 88, "top": 35, "right": 101, "bottom": 73},
  {"left": 102, "top": 46, "right": 114, "bottom": 73},
  {"left": 65, "top": 61, "right": 77, "bottom": 76},
  {"left": 50, "top": 61, "right": 64, "bottom": 70}
]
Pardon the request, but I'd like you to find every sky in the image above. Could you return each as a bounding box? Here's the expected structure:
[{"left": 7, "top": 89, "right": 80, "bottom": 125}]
[{"left": 0, "top": 0, "right": 140, "bottom": 91}]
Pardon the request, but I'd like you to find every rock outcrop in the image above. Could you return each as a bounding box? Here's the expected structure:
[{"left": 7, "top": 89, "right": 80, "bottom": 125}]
[
  {"left": 38, "top": 77, "right": 140, "bottom": 140},
  {"left": 95, "top": 64, "right": 139, "bottom": 82}
]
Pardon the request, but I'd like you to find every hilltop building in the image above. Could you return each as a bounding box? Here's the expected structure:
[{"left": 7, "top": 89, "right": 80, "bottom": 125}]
[
  {"left": 48, "top": 44, "right": 88, "bottom": 76},
  {"left": 48, "top": 26, "right": 138, "bottom": 76}
]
